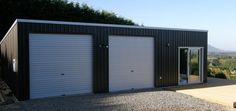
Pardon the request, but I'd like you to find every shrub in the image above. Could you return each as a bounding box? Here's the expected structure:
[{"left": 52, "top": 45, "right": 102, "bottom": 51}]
[
  {"left": 230, "top": 76, "right": 236, "bottom": 80},
  {"left": 207, "top": 68, "right": 215, "bottom": 77},
  {"left": 215, "top": 72, "right": 226, "bottom": 79}
]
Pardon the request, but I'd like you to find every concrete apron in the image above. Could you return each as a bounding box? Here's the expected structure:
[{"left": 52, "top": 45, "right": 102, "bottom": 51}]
[{"left": 164, "top": 77, "right": 236, "bottom": 108}]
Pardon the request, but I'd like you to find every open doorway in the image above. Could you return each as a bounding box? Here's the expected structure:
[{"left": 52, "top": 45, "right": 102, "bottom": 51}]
[{"left": 179, "top": 47, "right": 203, "bottom": 85}]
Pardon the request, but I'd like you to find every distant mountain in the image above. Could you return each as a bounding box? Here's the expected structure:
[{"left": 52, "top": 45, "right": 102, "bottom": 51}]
[{"left": 208, "top": 44, "right": 224, "bottom": 52}]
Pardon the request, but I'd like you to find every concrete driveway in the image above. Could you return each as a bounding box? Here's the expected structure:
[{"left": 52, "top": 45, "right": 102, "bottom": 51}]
[
  {"left": 166, "top": 77, "right": 236, "bottom": 108},
  {"left": 0, "top": 88, "right": 234, "bottom": 111}
]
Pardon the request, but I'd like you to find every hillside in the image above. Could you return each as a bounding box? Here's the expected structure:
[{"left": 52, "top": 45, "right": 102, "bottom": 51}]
[
  {"left": 0, "top": 0, "right": 136, "bottom": 39},
  {"left": 208, "top": 44, "right": 223, "bottom": 52}
]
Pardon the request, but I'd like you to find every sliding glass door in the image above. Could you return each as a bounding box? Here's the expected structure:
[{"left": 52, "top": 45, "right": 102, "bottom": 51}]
[
  {"left": 179, "top": 48, "right": 188, "bottom": 85},
  {"left": 179, "top": 47, "right": 203, "bottom": 85}
]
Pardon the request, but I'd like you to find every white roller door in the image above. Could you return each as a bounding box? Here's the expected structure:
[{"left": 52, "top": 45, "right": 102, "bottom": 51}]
[
  {"left": 29, "top": 34, "right": 92, "bottom": 99},
  {"left": 109, "top": 35, "right": 154, "bottom": 92}
]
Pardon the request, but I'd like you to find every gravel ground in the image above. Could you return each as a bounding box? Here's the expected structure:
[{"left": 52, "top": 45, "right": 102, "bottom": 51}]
[{"left": 0, "top": 89, "right": 235, "bottom": 111}]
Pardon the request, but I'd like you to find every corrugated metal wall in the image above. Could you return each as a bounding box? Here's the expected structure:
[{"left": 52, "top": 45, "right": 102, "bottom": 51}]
[
  {"left": 156, "top": 30, "right": 207, "bottom": 86},
  {"left": 0, "top": 23, "right": 19, "bottom": 97},
  {"left": 16, "top": 22, "right": 207, "bottom": 100}
]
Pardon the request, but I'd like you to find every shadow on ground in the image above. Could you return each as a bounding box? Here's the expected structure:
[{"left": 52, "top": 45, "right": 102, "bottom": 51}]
[{"left": 0, "top": 88, "right": 161, "bottom": 111}]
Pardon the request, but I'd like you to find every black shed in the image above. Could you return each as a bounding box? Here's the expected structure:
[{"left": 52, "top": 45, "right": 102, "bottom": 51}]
[{"left": 0, "top": 19, "right": 208, "bottom": 100}]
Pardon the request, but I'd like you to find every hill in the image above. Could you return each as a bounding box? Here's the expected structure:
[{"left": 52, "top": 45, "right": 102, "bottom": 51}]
[{"left": 208, "top": 44, "right": 224, "bottom": 52}]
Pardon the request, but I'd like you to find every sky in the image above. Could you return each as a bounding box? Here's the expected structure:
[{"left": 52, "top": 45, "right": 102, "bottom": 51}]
[{"left": 69, "top": 0, "right": 236, "bottom": 51}]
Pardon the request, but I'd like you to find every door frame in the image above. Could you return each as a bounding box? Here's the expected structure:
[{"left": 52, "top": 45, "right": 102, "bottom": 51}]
[{"left": 178, "top": 47, "right": 204, "bottom": 85}]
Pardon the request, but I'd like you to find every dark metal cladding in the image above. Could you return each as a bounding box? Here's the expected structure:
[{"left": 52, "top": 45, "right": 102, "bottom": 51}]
[
  {"left": 1, "top": 20, "right": 207, "bottom": 100},
  {"left": 156, "top": 30, "right": 207, "bottom": 87},
  {"left": 0, "top": 23, "right": 19, "bottom": 98}
]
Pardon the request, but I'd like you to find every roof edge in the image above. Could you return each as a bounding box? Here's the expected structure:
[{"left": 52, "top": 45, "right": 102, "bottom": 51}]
[
  {"left": 16, "top": 19, "right": 208, "bottom": 32},
  {"left": 0, "top": 19, "right": 18, "bottom": 44}
]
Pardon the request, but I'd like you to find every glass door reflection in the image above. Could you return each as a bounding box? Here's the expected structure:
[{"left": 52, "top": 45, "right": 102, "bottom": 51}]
[{"left": 179, "top": 47, "right": 203, "bottom": 85}]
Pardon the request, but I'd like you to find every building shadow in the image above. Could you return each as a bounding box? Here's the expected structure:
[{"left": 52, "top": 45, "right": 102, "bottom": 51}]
[{"left": 1, "top": 88, "right": 162, "bottom": 111}]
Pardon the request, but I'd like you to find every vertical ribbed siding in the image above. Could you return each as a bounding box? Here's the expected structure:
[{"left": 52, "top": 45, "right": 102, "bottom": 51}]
[
  {"left": 94, "top": 27, "right": 109, "bottom": 93},
  {"left": 0, "top": 23, "right": 19, "bottom": 98},
  {"left": 18, "top": 23, "right": 111, "bottom": 100},
  {"left": 18, "top": 23, "right": 30, "bottom": 100},
  {"left": 156, "top": 30, "right": 207, "bottom": 86},
  {"left": 15, "top": 22, "right": 207, "bottom": 100}
]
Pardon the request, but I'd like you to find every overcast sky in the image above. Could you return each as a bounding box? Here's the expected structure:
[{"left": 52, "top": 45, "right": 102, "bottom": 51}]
[{"left": 69, "top": 0, "right": 236, "bottom": 51}]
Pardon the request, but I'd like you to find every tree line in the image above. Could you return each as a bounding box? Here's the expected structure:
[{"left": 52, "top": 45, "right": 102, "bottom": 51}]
[{"left": 0, "top": 0, "right": 136, "bottom": 39}]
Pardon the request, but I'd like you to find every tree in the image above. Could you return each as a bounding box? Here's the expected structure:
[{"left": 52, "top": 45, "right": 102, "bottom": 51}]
[{"left": 0, "top": 0, "right": 136, "bottom": 39}]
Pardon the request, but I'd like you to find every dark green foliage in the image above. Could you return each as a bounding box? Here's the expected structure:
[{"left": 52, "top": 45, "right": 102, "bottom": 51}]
[
  {"left": 207, "top": 69, "right": 215, "bottom": 77},
  {"left": 219, "top": 58, "right": 236, "bottom": 71},
  {"left": 0, "top": 0, "right": 136, "bottom": 38},
  {"left": 215, "top": 72, "right": 226, "bottom": 79},
  {"left": 211, "top": 58, "right": 220, "bottom": 66},
  {"left": 208, "top": 54, "right": 236, "bottom": 80},
  {"left": 191, "top": 62, "right": 199, "bottom": 76}
]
